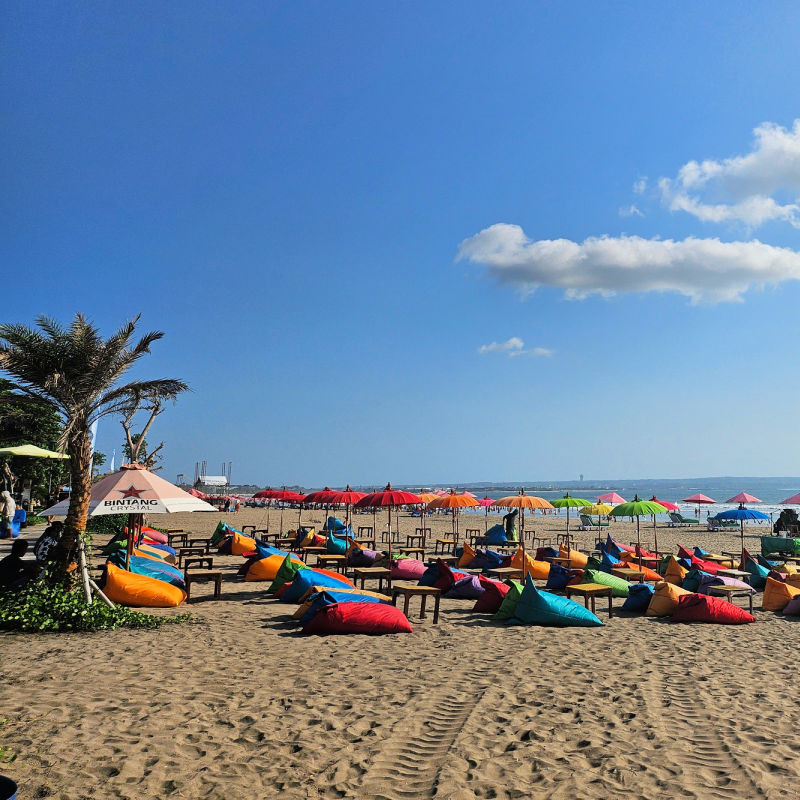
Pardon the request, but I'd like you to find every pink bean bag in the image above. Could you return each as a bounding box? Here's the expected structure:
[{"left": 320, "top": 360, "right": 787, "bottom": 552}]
[
  {"left": 302, "top": 601, "right": 413, "bottom": 634},
  {"left": 390, "top": 559, "right": 427, "bottom": 581}
]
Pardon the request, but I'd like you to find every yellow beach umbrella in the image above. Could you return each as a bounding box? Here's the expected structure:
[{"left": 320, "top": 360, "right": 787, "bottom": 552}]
[
  {"left": 582, "top": 502, "right": 612, "bottom": 516},
  {"left": 0, "top": 444, "right": 68, "bottom": 459}
]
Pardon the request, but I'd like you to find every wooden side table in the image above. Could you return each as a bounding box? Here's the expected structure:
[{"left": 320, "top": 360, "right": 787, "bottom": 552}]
[
  {"left": 707, "top": 584, "right": 754, "bottom": 613},
  {"left": 317, "top": 554, "right": 347, "bottom": 572},
  {"left": 188, "top": 537, "right": 213, "bottom": 554},
  {"left": 177, "top": 547, "right": 206, "bottom": 568},
  {"left": 391, "top": 582, "right": 441, "bottom": 624},
  {"left": 184, "top": 570, "right": 222, "bottom": 600},
  {"left": 353, "top": 566, "right": 391, "bottom": 592},
  {"left": 183, "top": 556, "right": 214, "bottom": 574},
  {"left": 565, "top": 583, "right": 613, "bottom": 618},
  {"left": 434, "top": 538, "right": 455, "bottom": 554},
  {"left": 486, "top": 567, "right": 523, "bottom": 580},
  {"left": 398, "top": 546, "right": 425, "bottom": 559}
]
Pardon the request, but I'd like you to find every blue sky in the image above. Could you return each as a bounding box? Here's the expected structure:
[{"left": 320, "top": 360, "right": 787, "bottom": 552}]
[{"left": 4, "top": 2, "right": 800, "bottom": 487}]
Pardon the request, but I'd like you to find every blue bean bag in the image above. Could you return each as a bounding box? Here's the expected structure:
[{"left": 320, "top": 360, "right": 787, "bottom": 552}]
[
  {"left": 282, "top": 568, "right": 354, "bottom": 603},
  {"left": 744, "top": 557, "right": 770, "bottom": 589},
  {"left": 545, "top": 563, "right": 582, "bottom": 591},
  {"left": 138, "top": 541, "right": 177, "bottom": 557},
  {"left": 603, "top": 535, "right": 623, "bottom": 559},
  {"left": 108, "top": 552, "right": 185, "bottom": 589},
  {"left": 621, "top": 583, "right": 654, "bottom": 613},
  {"left": 600, "top": 551, "right": 625, "bottom": 573},
  {"left": 510, "top": 576, "right": 603, "bottom": 627},
  {"left": 327, "top": 533, "right": 349, "bottom": 555},
  {"left": 254, "top": 540, "right": 290, "bottom": 559},
  {"left": 324, "top": 516, "right": 347, "bottom": 532},
  {"left": 693, "top": 546, "right": 710, "bottom": 558},
  {"left": 485, "top": 523, "right": 507, "bottom": 545},
  {"left": 681, "top": 568, "right": 712, "bottom": 593}
]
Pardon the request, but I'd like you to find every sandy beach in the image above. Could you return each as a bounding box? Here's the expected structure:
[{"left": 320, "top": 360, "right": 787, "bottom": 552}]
[{"left": 2, "top": 507, "right": 799, "bottom": 800}]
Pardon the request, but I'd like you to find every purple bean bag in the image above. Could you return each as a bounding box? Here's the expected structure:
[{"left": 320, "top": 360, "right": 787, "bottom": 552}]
[
  {"left": 445, "top": 574, "right": 485, "bottom": 599},
  {"left": 782, "top": 594, "right": 800, "bottom": 616},
  {"left": 696, "top": 574, "right": 756, "bottom": 595},
  {"left": 348, "top": 547, "right": 378, "bottom": 567}
]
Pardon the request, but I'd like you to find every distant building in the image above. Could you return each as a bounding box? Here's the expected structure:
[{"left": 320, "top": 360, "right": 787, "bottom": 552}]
[{"left": 195, "top": 475, "right": 228, "bottom": 492}]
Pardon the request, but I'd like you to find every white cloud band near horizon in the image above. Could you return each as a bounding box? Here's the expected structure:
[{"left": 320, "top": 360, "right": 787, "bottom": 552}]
[
  {"left": 458, "top": 223, "right": 800, "bottom": 303},
  {"left": 658, "top": 120, "right": 800, "bottom": 228},
  {"left": 478, "top": 337, "right": 553, "bottom": 358}
]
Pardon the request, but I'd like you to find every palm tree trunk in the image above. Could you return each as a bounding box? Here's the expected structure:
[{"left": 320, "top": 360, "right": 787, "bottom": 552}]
[{"left": 56, "top": 428, "right": 93, "bottom": 583}]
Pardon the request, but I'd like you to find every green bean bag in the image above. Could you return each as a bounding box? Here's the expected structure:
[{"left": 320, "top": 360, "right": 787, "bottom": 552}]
[
  {"left": 493, "top": 580, "right": 524, "bottom": 620},
  {"left": 583, "top": 568, "right": 630, "bottom": 598}
]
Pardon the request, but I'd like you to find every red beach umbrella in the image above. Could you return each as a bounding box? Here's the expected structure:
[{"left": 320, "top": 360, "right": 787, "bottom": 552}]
[
  {"left": 326, "top": 485, "right": 367, "bottom": 529},
  {"left": 650, "top": 496, "right": 679, "bottom": 512},
  {"left": 354, "top": 483, "right": 422, "bottom": 561}
]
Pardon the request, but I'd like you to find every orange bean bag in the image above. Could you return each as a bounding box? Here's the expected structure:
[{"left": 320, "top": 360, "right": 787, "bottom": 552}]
[
  {"left": 230, "top": 532, "right": 258, "bottom": 555},
  {"left": 785, "top": 574, "right": 800, "bottom": 589},
  {"left": 458, "top": 542, "right": 476, "bottom": 568},
  {"left": 245, "top": 553, "right": 303, "bottom": 582},
  {"left": 664, "top": 556, "right": 688, "bottom": 586},
  {"left": 558, "top": 544, "right": 588, "bottom": 568},
  {"left": 762, "top": 576, "right": 800, "bottom": 612},
  {"left": 510, "top": 549, "right": 550, "bottom": 580},
  {"left": 646, "top": 581, "right": 692, "bottom": 617},
  {"left": 103, "top": 562, "right": 186, "bottom": 608}
]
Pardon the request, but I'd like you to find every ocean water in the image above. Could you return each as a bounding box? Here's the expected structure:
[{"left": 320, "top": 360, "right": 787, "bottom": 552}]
[{"left": 453, "top": 476, "right": 800, "bottom": 523}]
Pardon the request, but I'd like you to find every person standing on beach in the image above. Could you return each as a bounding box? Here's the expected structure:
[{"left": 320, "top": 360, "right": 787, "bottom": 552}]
[{"left": 0, "top": 490, "right": 16, "bottom": 538}]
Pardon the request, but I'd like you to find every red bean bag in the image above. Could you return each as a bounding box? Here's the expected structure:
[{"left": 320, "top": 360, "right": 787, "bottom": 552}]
[
  {"left": 302, "top": 601, "right": 413, "bottom": 634},
  {"left": 671, "top": 593, "right": 754, "bottom": 624},
  {"left": 433, "top": 559, "right": 457, "bottom": 593},
  {"left": 690, "top": 556, "right": 723, "bottom": 575},
  {"left": 472, "top": 576, "right": 510, "bottom": 612}
]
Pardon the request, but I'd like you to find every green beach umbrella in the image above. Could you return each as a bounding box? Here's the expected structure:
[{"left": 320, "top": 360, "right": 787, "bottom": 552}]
[
  {"left": 550, "top": 493, "right": 592, "bottom": 536},
  {"left": 610, "top": 495, "right": 667, "bottom": 561}
]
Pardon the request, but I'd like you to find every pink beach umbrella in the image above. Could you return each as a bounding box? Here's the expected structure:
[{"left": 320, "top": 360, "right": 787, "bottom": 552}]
[
  {"left": 683, "top": 492, "right": 717, "bottom": 518},
  {"left": 597, "top": 492, "right": 626, "bottom": 504},
  {"left": 478, "top": 496, "right": 495, "bottom": 530},
  {"left": 779, "top": 492, "right": 800, "bottom": 505},
  {"left": 725, "top": 492, "right": 763, "bottom": 505}
]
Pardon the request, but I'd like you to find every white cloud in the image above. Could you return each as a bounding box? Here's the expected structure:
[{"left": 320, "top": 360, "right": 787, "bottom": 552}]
[
  {"left": 478, "top": 337, "right": 524, "bottom": 354},
  {"left": 658, "top": 120, "right": 800, "bottom": 228},
  {"left": 619, "top": 204, "right": 644, "bottom": 218},
  {"left": 633, "top": 178, "right": 647, "bottom": 195},
  {"left": 457, "top": 223, "right": 800, "bottom": 303},
  {"left": 478, "top": 337, "right": 553, "bottom": 358}
]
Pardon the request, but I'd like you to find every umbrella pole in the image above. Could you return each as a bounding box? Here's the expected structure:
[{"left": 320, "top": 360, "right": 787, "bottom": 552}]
[
  {"left": 485, "top": 506, "right": 488, "bottom": 532},
  {"left": 637, "top": 516, "right": 642, "bottom": 570},
  {"left": 741, "top": 520, "right": 745, "bottom": 566}
]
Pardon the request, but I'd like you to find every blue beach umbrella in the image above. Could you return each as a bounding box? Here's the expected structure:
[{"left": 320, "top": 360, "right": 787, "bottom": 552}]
[{"left": 713, "top": 505, "right": 770, "bottom": 562}]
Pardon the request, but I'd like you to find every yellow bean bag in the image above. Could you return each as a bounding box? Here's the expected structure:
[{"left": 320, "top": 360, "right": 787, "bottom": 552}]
[
  {"left": 558, "top": 544, "right": 588, "bottom": 568},
  {"left": 664, "top": 556, "right": 688, "bottom": 586},
  {"left": 646, "top": 581, "right": 692, "bottom": 617},
  {"left": 458, "top": 542, "right": 476, "bottom": 568},
  {"left": 298, "top": 528, "right": 316, "bottom": 547},
  {"left": 781, "top": 562, "right": 797, "bottom": 575},
  {"left": 103, "top": 562, "right": 186, "bottom": 608},
  {"left": 762, "top": 577, "right": 800, "bottom": 612},
  {"left": 785, "top": 574, "right": 800, "bottom": 588},
  {"left": 510, "top": 549, "right": 550, "bottom": 580},
  {"left": 230, "top": 532, "right": 258, "bottom": 555}
]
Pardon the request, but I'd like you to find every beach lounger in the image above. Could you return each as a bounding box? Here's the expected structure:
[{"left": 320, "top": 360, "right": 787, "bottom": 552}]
[
  {"left": 578, "top": 514, "right": 609, "bottom": 531},
  {"left": 707, "top": 517, "right": 739, "bottom": 531},
  {"left": 669, "top": 512, "right": 699, "bottom": 527}
]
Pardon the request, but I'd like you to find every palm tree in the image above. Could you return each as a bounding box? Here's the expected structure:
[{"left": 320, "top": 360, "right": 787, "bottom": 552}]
[{"left": 0, "top": 314, "right": 188, "bottom": 580}]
